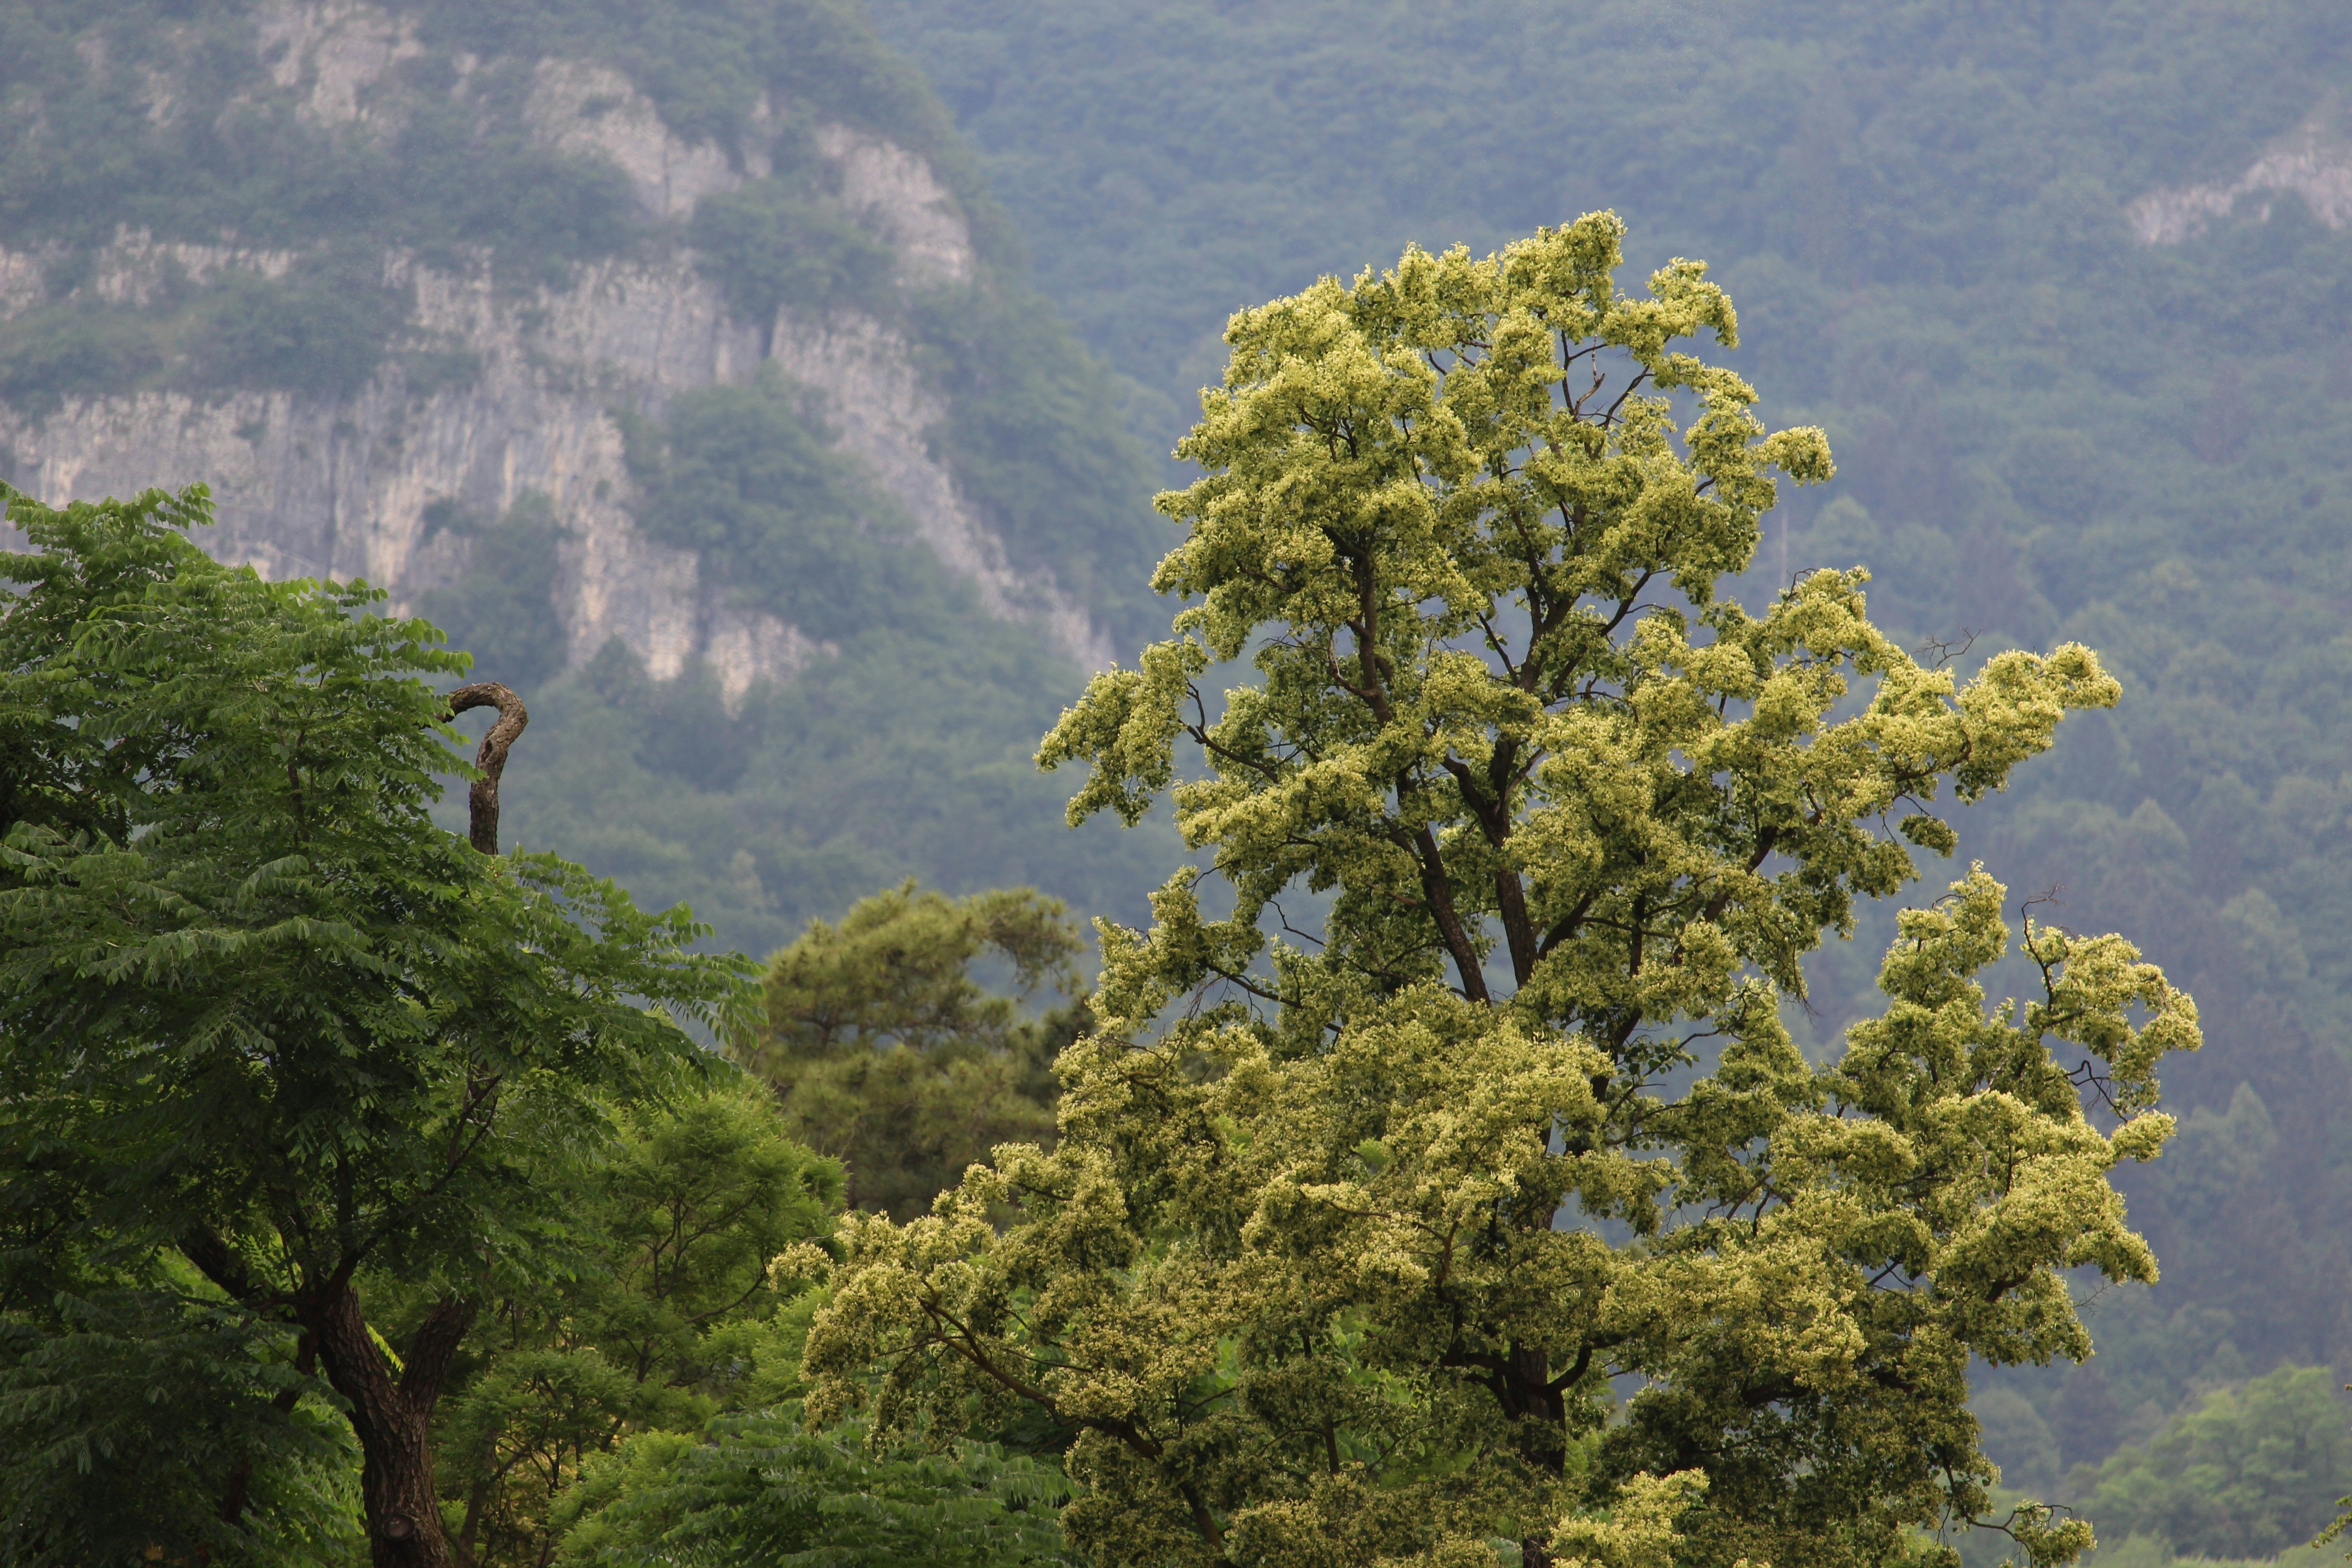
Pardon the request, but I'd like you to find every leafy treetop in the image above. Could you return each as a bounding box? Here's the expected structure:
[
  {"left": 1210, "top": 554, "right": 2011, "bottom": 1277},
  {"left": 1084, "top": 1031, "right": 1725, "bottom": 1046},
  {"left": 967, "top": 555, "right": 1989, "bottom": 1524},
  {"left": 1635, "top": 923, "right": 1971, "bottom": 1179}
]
[
  {"left": 798, "top": 217, "right": 2200, "bottom": 1568},
  {"left": 427, "top": 1078, "right": 843, "bottom": 1566},
  {"left": 0, "top": 481, "right": 752, "bottom": 1567},
  {"left": 553, "top": 1410, "right": 1071, "bottom": 1567},
  {"left": 740, "top": 881, "right": 1087, "bottom": 1219}
]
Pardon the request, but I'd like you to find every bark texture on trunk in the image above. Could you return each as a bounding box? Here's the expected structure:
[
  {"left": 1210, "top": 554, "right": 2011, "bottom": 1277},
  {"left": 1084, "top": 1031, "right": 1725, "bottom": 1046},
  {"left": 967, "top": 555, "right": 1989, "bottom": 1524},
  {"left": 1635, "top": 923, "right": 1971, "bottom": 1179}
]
[
  {"left": 305, "top": 1284, "right": 477, "bottom": 1568},
  {"left": 186, "top": 689, "right": 535, "bottom": 1562},
  {"left": 443, "top": 681, "right": 527, "bottom": 855}
]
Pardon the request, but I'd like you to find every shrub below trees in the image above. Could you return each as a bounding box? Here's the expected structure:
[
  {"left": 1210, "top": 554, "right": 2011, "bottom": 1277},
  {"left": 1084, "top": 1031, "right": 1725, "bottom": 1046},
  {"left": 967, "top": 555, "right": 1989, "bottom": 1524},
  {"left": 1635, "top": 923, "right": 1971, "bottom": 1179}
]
[{"left": 554, "top": 1412, "right": 1071, "bottom": 1567}]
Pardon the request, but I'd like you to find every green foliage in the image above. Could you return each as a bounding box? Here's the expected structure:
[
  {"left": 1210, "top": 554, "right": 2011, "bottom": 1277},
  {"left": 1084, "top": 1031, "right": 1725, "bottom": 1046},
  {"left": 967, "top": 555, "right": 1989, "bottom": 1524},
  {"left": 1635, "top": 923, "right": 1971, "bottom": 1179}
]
[
  {"left": 2075, "top": 1539, "right": 2340, "bottom": 1568},
  {"left": 0, "top": 479, "right": 753, "bottom": 1559},
  {"left": 802, "top": 224, "right": 2194, "bottom": 1568},
  {"left": 1972, "top": 1385, "right": 2064, "bottom": 1497},
  {"left": 867, "top": 0, "right": 2349, "bottom": 440},
  {"left": 27, "top": 0, "right": 951, "bottom": 304},
  {"left": 0, "top": 297, "right": 162, "bottom": 413},
  {"left": 623, "top": 365, "right": 917, "bottom": 643},
  {"left": 189, "top": 255, "right": 411, "bottom": 397},
  {"left": 415, "top": 492, "right": 574, "bottom": 691},
  {"left": 0, "top": 0, "right": 1176, "bottom": 970},
  {"left": 867, "top": 0, "right": 2352, "bottom": 1479},
  {"left": 554, "top": 1411, "right": 1072, "bottom": 1567},
  {"left": 691, "top": 176, "right": 899, "bottom": 326},
  {"left": 0, "top": 1289, "right": 362, "bottom": 1566},
  {"left": 0, "top": 0, "right": 953, "bottom": 274},
  {"left": 429, "top": 1079, "right": 842, "bottom": 1565},
  {"left": 741, "top": 881, "right": 1086, "bottom": 1219},
  {"left": 905, "top": 282, "right": 1171, "bottom": 644},
  {"left": 0, "top": 5, "right": 643, "bottom": 270},
  {"left": 1948, "top": 1504, "right": 2345, "bottom": 1568},
  {"left": 626, "top": 265, "right": 1165, "bottom": 651},
  {"left": 2323, "top": 1478, "right": 2352, "bottom": 1563},
  {"left": 409, "top": 0, "right": 988, "bottom": 230},
  {"left": 0, "top": 0, "right": 943, "bottom": 404},
  {"left": 0, "top": 256, "right": 408, "bottom": 413},
  {"left": 2073, "top": 1365, "right": 2352, "bottom": 1561}
]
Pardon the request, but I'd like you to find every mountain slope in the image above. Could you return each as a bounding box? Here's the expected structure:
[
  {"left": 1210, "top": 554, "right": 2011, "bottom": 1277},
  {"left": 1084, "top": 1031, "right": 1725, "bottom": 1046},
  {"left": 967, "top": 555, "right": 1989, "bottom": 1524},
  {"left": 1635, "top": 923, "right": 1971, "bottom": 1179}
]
[{"left": 0, "top": 0, "right": 1176, "bottom": 956}]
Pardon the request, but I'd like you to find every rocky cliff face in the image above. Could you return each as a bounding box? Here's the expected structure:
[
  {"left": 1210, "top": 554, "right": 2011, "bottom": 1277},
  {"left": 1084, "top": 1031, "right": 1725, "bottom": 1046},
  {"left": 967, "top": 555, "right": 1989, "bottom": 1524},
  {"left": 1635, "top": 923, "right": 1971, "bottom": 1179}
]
[
  {"left": 2127, "top": 104, "right": 2352, "bottom": 247},
  {"left": 0, "top": 0, "right": 1111, "bottom": 696}
]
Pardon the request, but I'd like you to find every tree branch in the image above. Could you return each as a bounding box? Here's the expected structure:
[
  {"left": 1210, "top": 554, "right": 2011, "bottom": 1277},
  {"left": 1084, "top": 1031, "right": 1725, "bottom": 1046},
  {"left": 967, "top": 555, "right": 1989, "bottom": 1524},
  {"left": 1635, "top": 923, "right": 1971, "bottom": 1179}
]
[
  {"left": 400, "top": 1294, "right": 477, "bottom": 1413},
  {"left": 443, "top": 683, "right": 528, "bottom": 854}
]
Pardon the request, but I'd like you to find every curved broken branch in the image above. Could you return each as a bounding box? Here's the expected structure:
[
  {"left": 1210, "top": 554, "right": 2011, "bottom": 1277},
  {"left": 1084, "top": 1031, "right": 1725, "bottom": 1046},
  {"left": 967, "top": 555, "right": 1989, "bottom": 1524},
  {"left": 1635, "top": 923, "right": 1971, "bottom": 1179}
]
[{"left": 443, "top": 682, "right": 528, "bottom": 854}]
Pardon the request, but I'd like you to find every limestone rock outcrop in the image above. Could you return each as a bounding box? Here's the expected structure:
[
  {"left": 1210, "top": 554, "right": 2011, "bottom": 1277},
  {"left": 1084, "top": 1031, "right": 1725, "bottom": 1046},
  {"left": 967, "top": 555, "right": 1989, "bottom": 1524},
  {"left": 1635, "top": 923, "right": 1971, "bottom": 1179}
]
[{"left": 2127, "top": 106, "right": 2352, "bottom": 247}]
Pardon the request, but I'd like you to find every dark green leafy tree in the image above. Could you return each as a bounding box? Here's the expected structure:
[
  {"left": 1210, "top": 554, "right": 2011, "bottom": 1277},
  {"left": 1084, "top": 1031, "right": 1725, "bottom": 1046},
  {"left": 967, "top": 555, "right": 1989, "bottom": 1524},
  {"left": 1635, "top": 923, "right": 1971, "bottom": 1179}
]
[
  {"left": 0, "top": 1283, "right": 363, "bottom": 1565},
  {"left": 691, "top": 176, "right": 900, "bottom": 326},
  {"left": 553, "top": 1411, "right": 1072, "bottom": 1567},
  {"left": 0, "top": 482, "right": 751, "bottom": 1567},
  {"left": 430, "top": 1080, "right": 842, "bottom": 1566},
  {"left": 738, "top": 882, "right": 1088, "bottom": 1219},
  {"left": 618, "top": 366, "right": 913, "bottom": 647}
]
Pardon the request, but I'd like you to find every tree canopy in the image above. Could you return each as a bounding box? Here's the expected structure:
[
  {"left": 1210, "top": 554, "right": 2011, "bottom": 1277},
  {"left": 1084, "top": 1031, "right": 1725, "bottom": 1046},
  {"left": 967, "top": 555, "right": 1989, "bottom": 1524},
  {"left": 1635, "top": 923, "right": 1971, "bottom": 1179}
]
[
  {"left": 2074, "top": 1364, "right": 2352, "bottom": 1561},
  {"left": 799, "top": 218, "right": 2200, "bottom": 1568},
  {"left": 740, "top": 880, "right": 1087, "bottom": 1219},
  {"left": 553, "top": 1411, "right": 1072, "bottom": 1567},
  {"left": 425, "top": 1078, "right": 841, "bottom": 1564},
  {"left": 864, "top": 0, "right": 2352, "bottom": 1487},
  {"left": 0, "top": 481, "right": 752, "bottom": 1565}
]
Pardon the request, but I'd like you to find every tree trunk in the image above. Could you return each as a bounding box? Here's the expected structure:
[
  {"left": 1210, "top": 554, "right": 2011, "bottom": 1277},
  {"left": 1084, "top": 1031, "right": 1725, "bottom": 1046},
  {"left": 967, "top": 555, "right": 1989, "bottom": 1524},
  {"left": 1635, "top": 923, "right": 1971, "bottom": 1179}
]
[
  {"left": 293, "top": 688, "right": 515, "bottom": 1563},
  {"left": 304, "top": 1283, "right": 476, "bottom": 1568}
]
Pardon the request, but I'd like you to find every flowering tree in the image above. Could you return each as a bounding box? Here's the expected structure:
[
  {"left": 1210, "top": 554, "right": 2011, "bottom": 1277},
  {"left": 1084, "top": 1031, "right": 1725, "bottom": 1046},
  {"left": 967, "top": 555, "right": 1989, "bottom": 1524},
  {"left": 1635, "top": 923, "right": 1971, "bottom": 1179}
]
[{"left": 799, "top": 216, "right": 2200, "bottom": 1568}]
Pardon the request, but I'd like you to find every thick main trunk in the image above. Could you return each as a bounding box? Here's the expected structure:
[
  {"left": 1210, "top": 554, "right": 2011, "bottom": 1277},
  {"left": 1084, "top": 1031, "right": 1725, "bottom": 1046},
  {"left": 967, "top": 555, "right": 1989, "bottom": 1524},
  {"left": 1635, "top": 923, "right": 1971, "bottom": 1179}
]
[
  {"left": 354, "top": 1399, "right": 450, "bottom": 1568},
  {"left": 1505, "top": 1343, "right": 1570, "bottom": 1568},
  {"left": 304, "top": 1283, "right": 474, "bottom": 1568},
  {"left": 209, "top": 691, "right": 519, "bottom": 1562}
]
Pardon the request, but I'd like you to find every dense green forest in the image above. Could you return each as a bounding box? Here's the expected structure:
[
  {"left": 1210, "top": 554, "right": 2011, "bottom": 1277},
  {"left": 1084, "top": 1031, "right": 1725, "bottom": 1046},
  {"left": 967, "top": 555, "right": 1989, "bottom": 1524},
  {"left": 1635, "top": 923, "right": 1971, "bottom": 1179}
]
[
  {"left": 0, "top": 229, "right": 2242, "bottom": 1563},
  {"left": 4, "top": 0, "right": 2352, "bottom": 1562}
]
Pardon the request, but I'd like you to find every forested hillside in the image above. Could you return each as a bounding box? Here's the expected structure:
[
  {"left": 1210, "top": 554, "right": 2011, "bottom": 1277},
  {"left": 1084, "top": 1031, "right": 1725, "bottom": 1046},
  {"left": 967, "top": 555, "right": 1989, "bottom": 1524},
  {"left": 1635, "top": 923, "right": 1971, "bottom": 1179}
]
[{"left": 863, "top": 0, "right": 2352, "bottom": 1546}]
